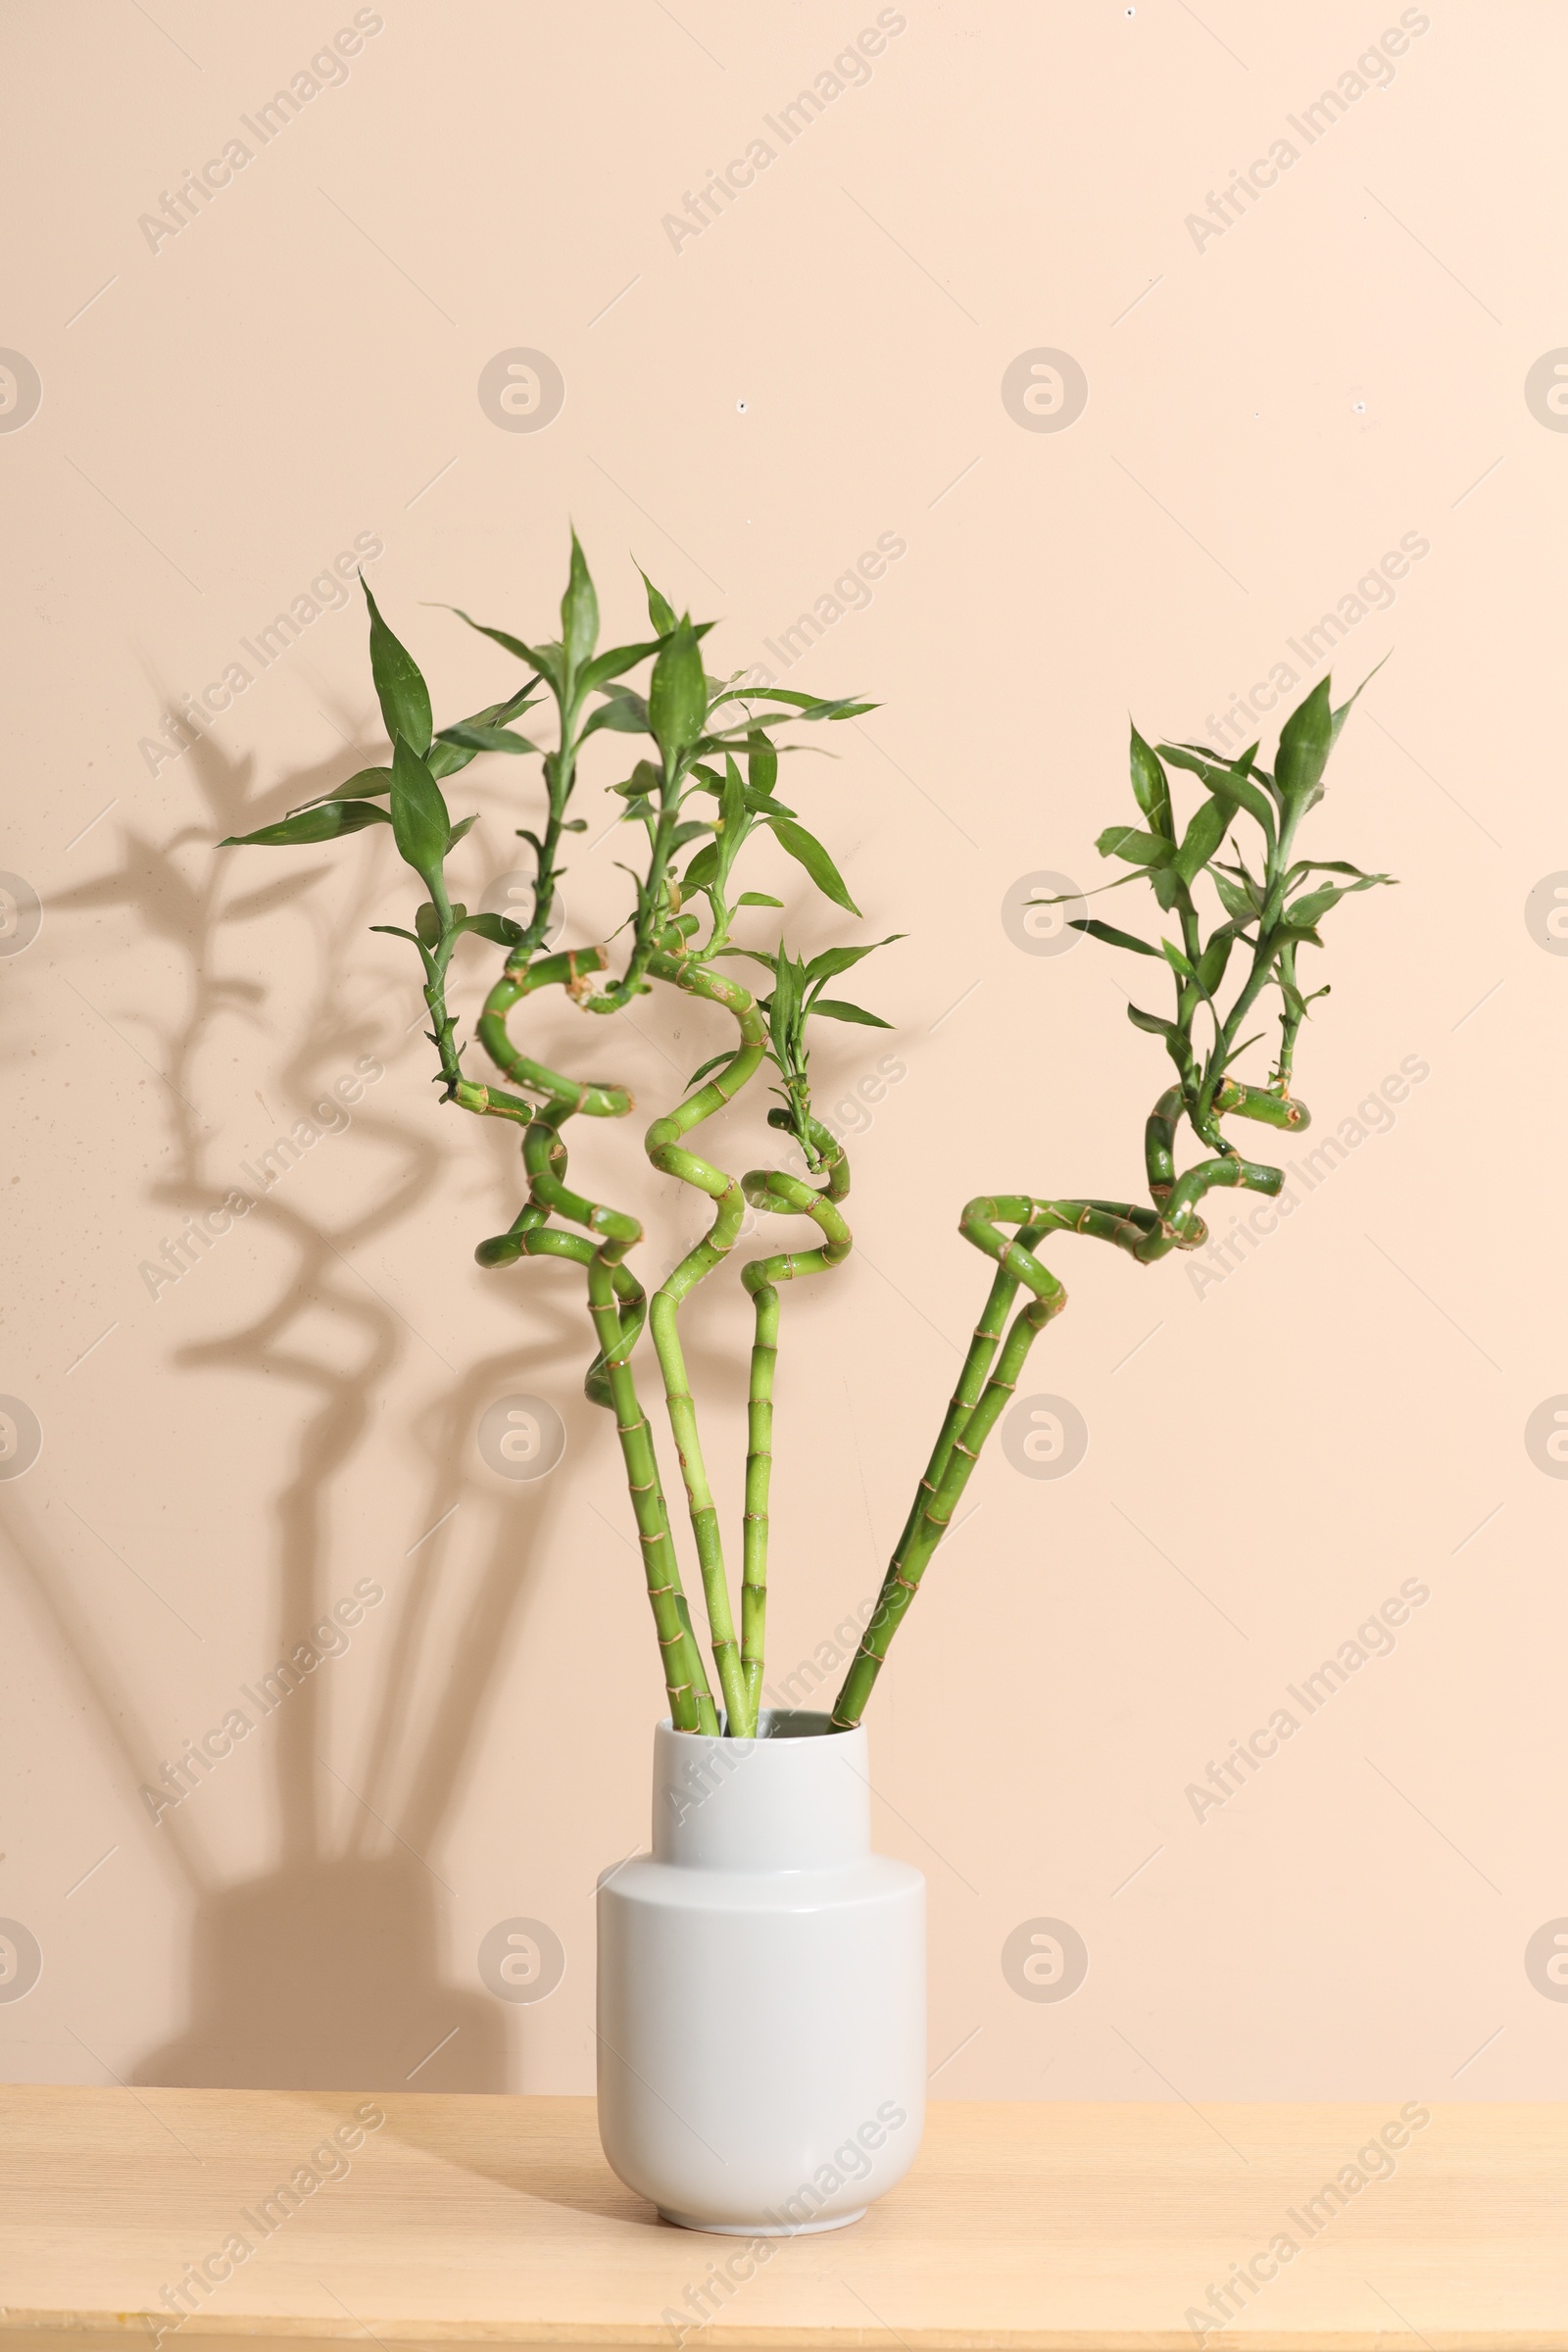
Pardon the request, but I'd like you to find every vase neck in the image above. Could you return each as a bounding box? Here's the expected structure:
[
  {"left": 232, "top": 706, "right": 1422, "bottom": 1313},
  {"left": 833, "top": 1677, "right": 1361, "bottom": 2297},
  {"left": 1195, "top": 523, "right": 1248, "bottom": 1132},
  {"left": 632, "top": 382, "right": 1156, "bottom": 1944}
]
[{"left": 652, "top": 1712, "right": 871, "bottom": 1868}]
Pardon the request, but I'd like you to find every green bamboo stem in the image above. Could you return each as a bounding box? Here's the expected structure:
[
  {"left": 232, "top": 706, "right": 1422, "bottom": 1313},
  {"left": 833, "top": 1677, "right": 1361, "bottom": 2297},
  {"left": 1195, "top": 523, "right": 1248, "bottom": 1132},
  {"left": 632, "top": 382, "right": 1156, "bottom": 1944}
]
[
  {"left": 1143, "top": 1085, "right": 1185, "bottom": 1203},
  {"left": 830, "top": 1110, "right": 1298, "bottom": 1729},
  {"left": 1271, "top": 942, "right": 1303, "bottom": 1091},
  {"left": 514, "top": 1111, "right": 717, "bottom": 1734},
  {"left": 1211, "top": 1074, "right": 1310, "bottom": 1134},
  {"left": 475, "top": 946, "right": 633, "bottom": 1118},
  {"left": 830, "top": 1204, "right": 1067, "bottom": 1730},
  {"left": 739, "top": 1119, "right": 852, "bottom": 1725},
  {"left": 741, "top": 1282, "right": 778, "bottom": 1722},
  {"left": 640, "top": 952, "right": 771, "bottom": 1734},
  {"left": 475, "top": 1214, "right": 649, "bottom": 1407}
]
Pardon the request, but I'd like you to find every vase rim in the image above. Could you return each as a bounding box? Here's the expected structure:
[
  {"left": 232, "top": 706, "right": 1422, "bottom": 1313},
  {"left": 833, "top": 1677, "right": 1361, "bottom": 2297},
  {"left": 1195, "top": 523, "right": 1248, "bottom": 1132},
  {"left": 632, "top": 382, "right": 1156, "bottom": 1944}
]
[{"left": 657, "top": 1707, "right": 858, "bottom": 1743}]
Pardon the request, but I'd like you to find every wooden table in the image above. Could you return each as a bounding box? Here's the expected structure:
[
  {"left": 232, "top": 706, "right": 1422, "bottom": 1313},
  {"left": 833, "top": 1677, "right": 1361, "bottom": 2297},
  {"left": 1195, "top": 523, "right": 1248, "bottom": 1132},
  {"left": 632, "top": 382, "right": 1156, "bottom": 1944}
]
[{"left": 1, "top": 2089, "right": 1564, "bottom": 2349}]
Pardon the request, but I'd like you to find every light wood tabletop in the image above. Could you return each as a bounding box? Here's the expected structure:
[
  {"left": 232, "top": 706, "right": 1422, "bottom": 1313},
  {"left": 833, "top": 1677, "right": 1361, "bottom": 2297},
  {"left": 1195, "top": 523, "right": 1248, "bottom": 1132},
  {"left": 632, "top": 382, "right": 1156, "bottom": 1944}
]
[{"left": 1, "top": 2088, "right": 1564, "bottom": 2350}]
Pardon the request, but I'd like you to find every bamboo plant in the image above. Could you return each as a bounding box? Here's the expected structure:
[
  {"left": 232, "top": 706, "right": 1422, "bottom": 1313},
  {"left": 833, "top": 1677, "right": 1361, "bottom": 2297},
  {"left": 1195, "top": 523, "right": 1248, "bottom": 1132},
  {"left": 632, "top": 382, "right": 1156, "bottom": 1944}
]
[
  {"left": 223, "top": 537, "right": 1389, "bottom": 1738},
  {"left": 828, "top": 669, "right": 1392, "bottom": 1727}
]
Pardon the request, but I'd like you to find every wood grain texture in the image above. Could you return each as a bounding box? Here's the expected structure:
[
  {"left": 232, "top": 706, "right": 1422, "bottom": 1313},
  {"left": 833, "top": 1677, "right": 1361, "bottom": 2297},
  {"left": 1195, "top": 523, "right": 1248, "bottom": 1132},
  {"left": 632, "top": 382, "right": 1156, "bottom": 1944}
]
[{"left": 1, "top": 2088, "right": 1564, "bottom": 2350}]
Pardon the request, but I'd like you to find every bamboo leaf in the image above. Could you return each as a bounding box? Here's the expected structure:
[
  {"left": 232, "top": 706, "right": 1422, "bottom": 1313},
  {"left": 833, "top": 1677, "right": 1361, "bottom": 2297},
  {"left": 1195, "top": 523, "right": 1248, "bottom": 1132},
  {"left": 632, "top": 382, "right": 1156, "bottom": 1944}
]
[
  {"left": 389, "top": 735, "right": 451, "bottom": 884},
  {"left": 1288, "top": 858, "right": 1391, "bottom": 884},
  {"left": 1067, "top": 916, "right": 1162, "bottom": 957},
  {"left": 1128, "top": 724, "right": 1174, "bottom": 838},
  {"left": 1216, "top": 1029, "right": 1267, "bottom": 1070},
  {"left": 648, "top": 617, "right": 708, "bottom": 763},
  {"left": 1158, "top": 741, "right": 1275, "bottom": 844},
  {"left": 1036, "top": 870, "right": 1144, "bottom": 906},
  {"left": 581, "top": 687, "right": 651, "bottom": 740},
  {"left": 560, "top": 530, "right": 599, "bottom": 675},
  {"left": 747, "top": 730, "right": 778, "bottom": 797},
  {"left": 441, "top": 605, "right": 559, "bottom": 690},
  {"left": 438, "top": 721, "right": 539, "bottom": 755},
  {"left": 1196, "top": 927, "right": 1235, "bottom": 996},
  {"left": 687, "top": 1049, "right": 740, "bottom": 1088},
  {"left": 612, "top": 758, "right": 663, "bottom": 800},
  {"left": 362, "top": 580, "right": 432, "bottom": 756},
  {"left": 1211, "top": 870, "right": 1258, "bottom": 924},
  {"left": 768, "top": 951, "right": 801, "bottom": 1062},
  {"left": 716, "top": 686, "right": 874, "bottom": 721},
  {"left": 1287, "top": 873, "right": 1391, "bottom": 927},
  {"left": 425, "top": 741, "right": 477, "bottom": 781},
  {"left": 1096, "top": 823, "right": 1173, "bottom": 868},
  {"left": 1329, "top": 652, "right": 1389, "bottom": 748},
  {"left": 809, "top": 999, "right": 892, "bottom": 1027},
  {"left": 804, "top": 934, "right": 903, "bottom": 984},
  {"left": 1127, "top": 1002, "right": 1193, "bottom": 1062},
  {"left": 1172, "top": 793, "right": 1229, "bottom": 885},
  {"left": 767, "top": 816, "right": 861, "bottom": 914},
  {"left": 1287, "top": 883, "right": 1348, "bottom": 928},
  {"left": 1274, "top": 675, "right": 1334, "bottom": 814},
  {"left": 461, "top": 910, "right": 525, "bottom": 946},
  {"left": 702, "top": 754, "right": 749, "bottom": 895},
  {"left": 293, "top": 764, "right": 394, "bottom": 812},
  {"left": 579, "top": 642, "right": 665, "bottom": 696},
  {"left": 220, "top": 800, "right": 391, "bottom": 848},
  {"left": 637, "top": 564, "right": 677, "bottom": 635},
  {"left": 1160, "top": 939, "right": 1196, "bottom": 980},
  {"left": 1151, "top": 864, "right": 1187, "bottom": 912},
  {"left": 737, "top": 890, "right": 783, "bottom": 907}
]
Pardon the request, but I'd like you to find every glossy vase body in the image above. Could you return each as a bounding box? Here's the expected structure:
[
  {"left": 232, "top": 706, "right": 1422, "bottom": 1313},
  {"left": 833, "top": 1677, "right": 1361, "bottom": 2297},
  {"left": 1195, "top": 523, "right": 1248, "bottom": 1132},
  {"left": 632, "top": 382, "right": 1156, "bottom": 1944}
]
[{"left": 596, "top": 1709, "right": 925, "bottom": 2233}]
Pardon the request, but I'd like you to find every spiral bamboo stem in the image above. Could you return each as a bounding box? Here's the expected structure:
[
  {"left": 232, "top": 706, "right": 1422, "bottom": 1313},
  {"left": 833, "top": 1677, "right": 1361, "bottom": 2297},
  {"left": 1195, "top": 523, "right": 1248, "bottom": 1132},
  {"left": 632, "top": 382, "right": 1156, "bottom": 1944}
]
[
  {"left": 640, "top": 951, "right": 771, "bottom": 1734},
  {"left": 739, "top": 1116, "right": 852, "bottom": 1726},
  {"left": 829, "top": 1083, "right": 1308, "bottom": 1729},
  {"left": 469, "top": 955, "right": 717, "bottom": 1733}
]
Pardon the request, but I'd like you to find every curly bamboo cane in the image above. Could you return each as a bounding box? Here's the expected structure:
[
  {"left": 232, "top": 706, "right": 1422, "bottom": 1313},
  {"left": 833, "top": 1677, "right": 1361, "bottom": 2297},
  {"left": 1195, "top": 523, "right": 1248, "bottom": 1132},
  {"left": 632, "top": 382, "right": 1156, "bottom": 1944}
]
[
  {"left": 472, "top": 945, "right": 634, "bottom": 1119},
  {"left": 508, "top": 1108, "right": 717, "bottom": 1734},
  {"left": 639, "top": 951, "right": 772, "bottom": 1733},
  {"left": 830, "top": 1105, "right": 1302, "bottom": 1729},
  {"left": 738, "top": 1117, "right": 852, "bottom": 1727},
  {"left": 464, "top": 945, "right": 719, "bottom": 1727}
]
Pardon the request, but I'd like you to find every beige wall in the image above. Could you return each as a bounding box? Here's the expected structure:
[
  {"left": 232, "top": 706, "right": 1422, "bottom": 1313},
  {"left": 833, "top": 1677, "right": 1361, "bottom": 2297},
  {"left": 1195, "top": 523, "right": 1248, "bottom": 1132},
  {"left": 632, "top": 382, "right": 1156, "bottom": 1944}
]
[{"left": 2, "top": 0, "right": 1562, "bottom": 2108}]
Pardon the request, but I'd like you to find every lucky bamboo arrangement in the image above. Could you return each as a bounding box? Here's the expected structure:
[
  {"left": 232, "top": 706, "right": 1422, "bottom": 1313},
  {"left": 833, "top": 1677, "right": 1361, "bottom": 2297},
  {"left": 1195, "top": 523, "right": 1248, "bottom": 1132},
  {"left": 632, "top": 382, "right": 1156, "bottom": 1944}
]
[{"left": 223, "top": 537, "right": 1389, "bottom": 1738}]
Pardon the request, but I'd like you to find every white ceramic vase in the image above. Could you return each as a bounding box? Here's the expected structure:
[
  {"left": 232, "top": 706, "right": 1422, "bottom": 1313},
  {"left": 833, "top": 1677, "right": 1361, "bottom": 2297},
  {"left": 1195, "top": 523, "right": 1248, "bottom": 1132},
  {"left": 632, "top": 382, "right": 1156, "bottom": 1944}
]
[{"left": 596, "top": 1708, "right": 925, "bottom": 2233}]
